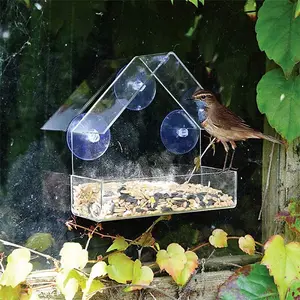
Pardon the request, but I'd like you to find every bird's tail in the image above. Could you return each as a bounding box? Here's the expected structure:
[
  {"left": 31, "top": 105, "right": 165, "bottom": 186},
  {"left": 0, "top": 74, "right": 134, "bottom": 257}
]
[{"left": 253, "top": 132, "right": 287, "bottom": 147}]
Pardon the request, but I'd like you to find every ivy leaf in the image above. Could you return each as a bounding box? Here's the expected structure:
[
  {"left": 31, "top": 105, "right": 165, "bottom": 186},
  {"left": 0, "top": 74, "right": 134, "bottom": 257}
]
[
  {"left": 0, "top": 249, "right": 33, "bottom": 288},
  {"left": 238, "top": 235, "right": 256, "bottom": 255},
  {"left": 256, "top": 68, "right": 300, "bottom": 143},
  {"left": 175, "top": 251, "right": 198, "bottom": 286},
  {"left": 83, "top": 261, "right": 106, "bottom": 298},
  {"left": 82, "top": 280, "right": 103, "bottom": 300},
  {"left": 261, "top": 235, "right": 300, "bottom": 300},
  {"left": 63, "top": 278, "right": 79, "bottom": 300},
  {"left": 135, "top": 232, "right": 155, "bottom": 248},
  {"left": 286, "top": 280, "right": 300, "bottom": 300},
  {"left": 277, "top": 199, "right": 300, "bottom": 235},
  {"left": 107, "top": 253, "right": 134, "bottom": 284},
  {"left": 25, "top": 233, "right": 54, "bottom": 252},
  {"left": 209, "top": 229, "right": 228, "bottom": 248},
  {"left": 0, "top": 285, "right": 22, "bottom": 300},
  {"left": 106, "top": 237, "right": 128, "bottom": 252},
  {"left": 217, "top": 264, "right": 279, "bottom": 300},
  {"left": 56, "top": 269, "right": 86, "bottom": 300},
  {"left": 295, "top": 0, "right": 300, "bottom": 19},
  {"left": 156, "top": 243, "right": 187, "bottom": 279},
  {"left": 125, "top": 260, "right": 154, "bottom": 291},
  {"left": 256, "top": 0, "right": 300, "bottom": 77},
  {"left": 59, "top": 243, "right": 88, "bottom": 271},
  {"left": 156, "top": 244, "right": 198, "bottom": 285}
]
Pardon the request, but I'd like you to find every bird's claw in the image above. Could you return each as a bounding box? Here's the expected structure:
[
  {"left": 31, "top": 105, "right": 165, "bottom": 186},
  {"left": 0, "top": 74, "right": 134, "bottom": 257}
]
[{"left": 193, "top": 156, "right": 201, "bottom": 171}]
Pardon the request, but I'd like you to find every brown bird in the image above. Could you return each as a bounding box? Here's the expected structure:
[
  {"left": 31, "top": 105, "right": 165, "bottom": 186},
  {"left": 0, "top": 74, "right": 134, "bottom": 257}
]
[{"left": 191, "top": 89, "right": 284, "bottom": 169}]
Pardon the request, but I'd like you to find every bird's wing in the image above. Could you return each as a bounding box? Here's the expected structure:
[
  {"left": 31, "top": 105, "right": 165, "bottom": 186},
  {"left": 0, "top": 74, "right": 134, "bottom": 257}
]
[{"left": 208, "top": 103, "right": 251, "bottom": 132}]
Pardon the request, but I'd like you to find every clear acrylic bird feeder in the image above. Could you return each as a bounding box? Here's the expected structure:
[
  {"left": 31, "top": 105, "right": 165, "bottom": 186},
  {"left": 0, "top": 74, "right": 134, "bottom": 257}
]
[{"left": 63, "top": 52, "right": 237, "bottom": 221}]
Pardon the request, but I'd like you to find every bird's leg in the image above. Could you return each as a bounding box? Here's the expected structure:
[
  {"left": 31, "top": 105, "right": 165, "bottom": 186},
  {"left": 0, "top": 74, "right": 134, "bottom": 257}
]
[
  {"left": 221, "top": 141, "right": 229, "bottom": 171},
  {"left": 186, "top": 137, "right": 216, "bottom": 183},
  {"left": 228, "top": 141, "right": 237, "bottom": 170},
  {"left": 223, "top": 152, "right": 229, "bottom": 171},
  {"left": 228, "top": 149, "right": 236, "bottom": 169}
]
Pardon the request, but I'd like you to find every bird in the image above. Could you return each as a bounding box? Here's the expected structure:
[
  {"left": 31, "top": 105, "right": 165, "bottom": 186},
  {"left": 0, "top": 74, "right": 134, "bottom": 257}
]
[{"left": 191, "top": 89, "right": 285, "bottom": 170}]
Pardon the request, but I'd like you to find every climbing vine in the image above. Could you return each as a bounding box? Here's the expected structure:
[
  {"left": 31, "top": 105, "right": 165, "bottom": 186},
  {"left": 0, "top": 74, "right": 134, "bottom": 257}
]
[{"left": 0, "top": 214, "right": 299, "bottom": 299}]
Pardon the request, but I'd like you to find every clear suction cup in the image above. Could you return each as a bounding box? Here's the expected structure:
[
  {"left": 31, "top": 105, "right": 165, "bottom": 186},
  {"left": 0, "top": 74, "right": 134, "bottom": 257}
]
[
  {"left": 114, "top": 65, "right": 156, "bottom": 111},
  {"left": 160, "top": 109, "right": 199, "bottom": 155},
  {"left": 66, "top": 113, "right": 111, "bottom": 161}
]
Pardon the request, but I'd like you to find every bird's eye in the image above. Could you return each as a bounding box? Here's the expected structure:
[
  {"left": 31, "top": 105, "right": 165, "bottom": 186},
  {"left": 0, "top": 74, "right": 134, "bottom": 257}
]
[{"left": 201, "top": 95, "right": 206, "bottom": 100}]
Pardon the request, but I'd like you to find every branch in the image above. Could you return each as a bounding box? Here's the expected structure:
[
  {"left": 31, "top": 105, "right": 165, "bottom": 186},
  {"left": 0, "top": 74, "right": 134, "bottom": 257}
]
[{"left": 0, "top": 239, "right": 59, "bottom": 267}]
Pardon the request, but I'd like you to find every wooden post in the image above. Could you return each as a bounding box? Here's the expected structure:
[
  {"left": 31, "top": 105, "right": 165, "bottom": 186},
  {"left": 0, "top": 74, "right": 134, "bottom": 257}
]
[{"left": 262, "top": 119, "right": 300, "bottom": 241}]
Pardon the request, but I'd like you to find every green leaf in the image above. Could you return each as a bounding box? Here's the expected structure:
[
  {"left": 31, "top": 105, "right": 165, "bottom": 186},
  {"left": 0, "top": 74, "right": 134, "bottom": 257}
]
[
  {"left": 286, "top": 280, "right": 300, "bottom": 300},
  {"left": 185, "top": 15, "right": 201, "bottom": 38},
  {"left": 156, "top": 243, "right": 198, "bottom": 285},
  {"left": 156, "top": 243, "right": 187, "bottom": 279},
  {"left": 261, "top": 235, "right": 300, "bottom": 300},
  {"left": 25, "top": 233, "right": 54, "bottom": 252},
  {"left": 257, "top": 69, "right": 300, "bottom": 143},
  {"left": 0, "top": 249, "right": 33, "bottom": 288},
  {"left": 295, "top": 0, "right": 300, "bottom": 18},
  {"left": 277, "top": 200, "right": 300, "bottom": 235},
  {"left": 175, "top": 251, "right": 198, "bottom": 286},
  {"left": 187, "top": 0, "right": 198, "bottom": 8},
  {"left": 199, "top": 0, "right": 204, "bottom": 5},
  {"left": 82, "top": 280, "right": 103, "bottom": 299},
  {"left": 125, "top": 260, "right": 154, "bottom": 291},
  {"left": 106, "top": 237, "right": 128, "bottom": 252},
  {"left": 217, "top": 264, "right": 279, "bottom": 300},
  {"left": 170, "top": 0, "right": 174, "bottom": 4},
  {"left": 56, "top": 269, "right": 86, "bottom": 300},
  {"left": 83, "top": 262, "right": 106, "bottom": 298},
  {"left": 256, "top": 0, "right": 300, "bottom": 77},
  {"left": 0, "top": 285, "right": 22, "bottom": 300},
  {"left": 59, "top": 243, "right": 88, "bottom": 271},
  {"left": 107, "top": 253, "right": 134, "bottom": 284},
  {"left": 209, "top": 229, "right": 228, "bottom": 248},
  {"left": 135, "top": 232, "right": 155, "bottom": 248}
]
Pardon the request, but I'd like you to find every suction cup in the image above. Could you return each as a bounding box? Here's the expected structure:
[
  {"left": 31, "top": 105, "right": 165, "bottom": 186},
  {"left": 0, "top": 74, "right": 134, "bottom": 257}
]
[
  {"left": 114, "top": 65, "right": 156, "bottom": 111},
  {"left": 66, "top": 113, "right": 111, "bottom": 161},
  {"left": 160, "top": 109, "right": 199, "bottom": 155}
]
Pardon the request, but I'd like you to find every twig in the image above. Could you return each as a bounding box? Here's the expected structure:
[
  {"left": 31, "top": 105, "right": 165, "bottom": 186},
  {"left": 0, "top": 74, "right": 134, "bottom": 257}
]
[
  {"left": 258, "top": 142, "right": 275, "bottom": 220},
  {"left": 31, "top": 283, "right": 56, "bottom": 291},
  {"left": 85, "top": 223, "right": 101, "bottom": 250},
  {"left": 66, "top": 220, "right": 133, "bottom": 243},
  {"left": 87, "top": 284, "right": 178, "bottom": 300},
  {"left": 186, "top": 137, "right": 216, "bottom": 183},
  {"left": 189, "top": 242, "right": 210, "bottom": 252},
  {"left": 0, "top": 239, "right": 59, "bottom": 267},
  {"left": 149, "top": 291, "right": 157, "bottom": 300}
]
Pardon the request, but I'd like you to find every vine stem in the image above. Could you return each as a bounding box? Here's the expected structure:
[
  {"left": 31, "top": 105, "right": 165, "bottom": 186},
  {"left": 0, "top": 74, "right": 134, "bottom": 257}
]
[
  {"left": 90, "top": 284, "right": 178, "bottom": 300},
  {"left": 0, "top": 239, "right": 59, "bottom": 266},
  {"left": 66, "top": 220, "right": 133, "bottom": 243},
  {"left": 190, "top": 236, "right": 264, "bottom": 253},
  {"left": 227, "top": 236, "right": 264, "bottom": 248}
]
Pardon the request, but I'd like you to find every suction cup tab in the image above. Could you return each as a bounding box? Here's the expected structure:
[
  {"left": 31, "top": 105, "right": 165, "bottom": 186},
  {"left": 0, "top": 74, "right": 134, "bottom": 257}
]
[
  {"left": 114, "top": 65, "right": 156, "bottom": 111},
  {"left": 67, "top": 113, "right": 111, "bottom": 161},
  {"left": 160, "top": 109, "right": 199, "bottom": 155}
]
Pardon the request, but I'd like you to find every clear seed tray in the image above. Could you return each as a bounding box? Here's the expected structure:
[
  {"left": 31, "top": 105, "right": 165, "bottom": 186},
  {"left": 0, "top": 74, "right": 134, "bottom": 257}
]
[
  {"left": 71, "top": 167, "right": 237, "bottom": 222},
  {"left": 44, "top": 52, "right": 238, "bottom": 222}
]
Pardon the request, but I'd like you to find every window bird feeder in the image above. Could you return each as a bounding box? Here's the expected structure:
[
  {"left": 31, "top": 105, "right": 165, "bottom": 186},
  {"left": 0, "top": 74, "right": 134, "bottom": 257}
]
[{"left": 43, "top": 52, "right": 237, "bottom": 222}]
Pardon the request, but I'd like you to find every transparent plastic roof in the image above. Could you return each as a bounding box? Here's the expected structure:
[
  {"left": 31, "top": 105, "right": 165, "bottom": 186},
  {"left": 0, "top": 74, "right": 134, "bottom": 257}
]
[{"left": 71, "top": 52, "right": 203, "bottom": 135}]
